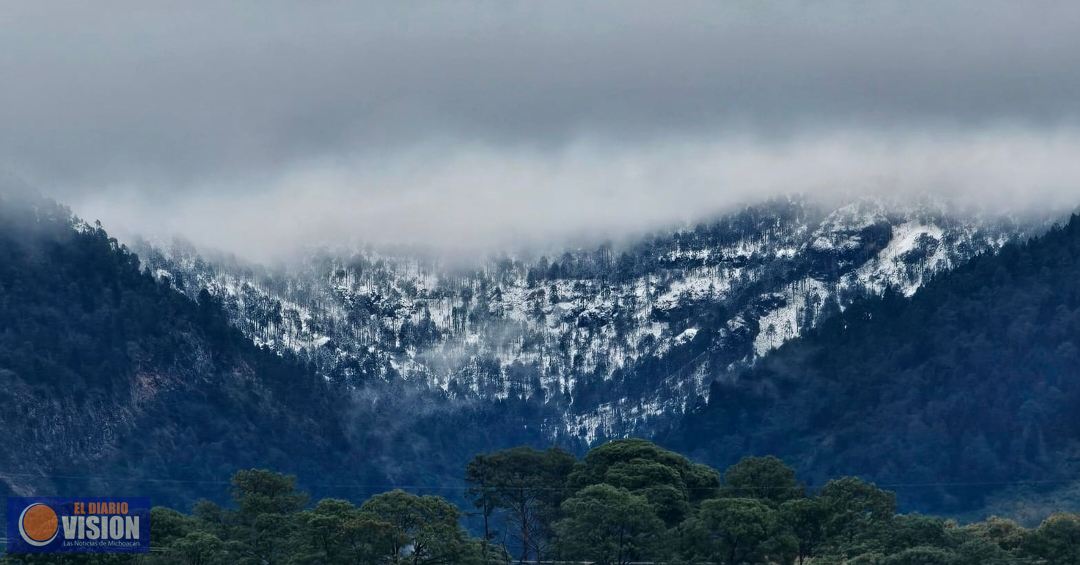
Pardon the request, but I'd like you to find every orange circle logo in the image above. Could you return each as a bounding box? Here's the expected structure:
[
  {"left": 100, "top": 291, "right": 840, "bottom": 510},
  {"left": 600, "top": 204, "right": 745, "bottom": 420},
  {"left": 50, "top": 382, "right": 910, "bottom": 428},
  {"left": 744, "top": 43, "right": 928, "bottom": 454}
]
[{"left": 19, "top": 503, "right": 59, "bottom": 546}]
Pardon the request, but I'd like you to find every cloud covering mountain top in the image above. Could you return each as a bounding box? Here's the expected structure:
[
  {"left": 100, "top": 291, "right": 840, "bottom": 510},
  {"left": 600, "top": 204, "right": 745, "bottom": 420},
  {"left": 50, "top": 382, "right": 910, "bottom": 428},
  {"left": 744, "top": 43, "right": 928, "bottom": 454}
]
[{"left": 3, "top": 1, "right": 1080, "bottom": 258}]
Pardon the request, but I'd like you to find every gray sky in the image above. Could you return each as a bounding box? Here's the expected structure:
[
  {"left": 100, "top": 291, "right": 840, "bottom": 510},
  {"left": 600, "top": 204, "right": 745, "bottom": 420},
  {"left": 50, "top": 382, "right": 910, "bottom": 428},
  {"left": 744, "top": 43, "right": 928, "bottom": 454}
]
[{"left": 3, "top": 1, "right": 1080, "bottom": 258}]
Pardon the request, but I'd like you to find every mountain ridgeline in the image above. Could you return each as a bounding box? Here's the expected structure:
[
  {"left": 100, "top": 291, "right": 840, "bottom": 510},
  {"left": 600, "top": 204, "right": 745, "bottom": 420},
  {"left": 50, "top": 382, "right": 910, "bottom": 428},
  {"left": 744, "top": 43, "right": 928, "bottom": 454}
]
[
  {"left": 140, "top": 197, "right": 1027, "bottom": 443},
  {"left": 671, "top": 213, "right": 1080, "bottom": 514},
  {"left": 0, "top": 190, "right": 564, "bottom": 510},
  {"left": 0, "top": 190, "right": 348, "bottom": 503},
  {"left": 4, "top": 187, "right": 1079, "bottom": 523}
]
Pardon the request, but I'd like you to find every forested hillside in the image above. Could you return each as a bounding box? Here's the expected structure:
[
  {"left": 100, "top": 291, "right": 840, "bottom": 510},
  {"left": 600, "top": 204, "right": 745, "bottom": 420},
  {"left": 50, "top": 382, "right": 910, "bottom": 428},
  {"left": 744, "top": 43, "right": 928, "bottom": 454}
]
[
  {"left": 0, "top": 189, "right": 350, "bottom": 503},
  {"left": 672, "top": 214, "right": 1080, "bottom": 515},
  {"left": 0, "top": 189, "right": 581, "bottom": 510},
  {"left": 142, "top": 197, "right": 1029, "bottom": 442},
  {"left": 4, "top": 187, "right": 1077, "bottom": 527}
]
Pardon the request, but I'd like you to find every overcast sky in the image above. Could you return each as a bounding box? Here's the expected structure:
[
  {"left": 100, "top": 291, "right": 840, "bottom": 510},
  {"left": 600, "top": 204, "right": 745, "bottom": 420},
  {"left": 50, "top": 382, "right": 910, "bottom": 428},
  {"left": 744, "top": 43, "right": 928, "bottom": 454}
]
[{"left": 3, "top": 1, "right": 1080, "bottom": 258}]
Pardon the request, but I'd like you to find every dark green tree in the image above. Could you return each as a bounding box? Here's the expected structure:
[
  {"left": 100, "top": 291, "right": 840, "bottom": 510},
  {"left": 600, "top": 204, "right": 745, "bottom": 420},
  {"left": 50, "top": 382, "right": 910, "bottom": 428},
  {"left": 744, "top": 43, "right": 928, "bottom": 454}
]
[
  {"left": 721, "top": 455, "right": 804, "bottom": 505},
  {"left": 680, "top": 497, "right": 797, "bottom": 565},
  {"left": 167, "top": 531, "right": 229, "bottom": 565},
  {"left": 552, "top": 484, "right": 666, "bottom": 565},
  {"left": 231, "top": 469, "right": 309, "bottom": 518},
  {"left": 465, "top": 453, "right": 500, "bottom": 557},
  {"left": 289, "top": 499, "right": 396, "bottom": 564},
  {"left": 961, "top": 516, "right": 1025, "bottom": 553},
  {"left": 229, "top": 469, "right": 308, "bottom": 564},
  {"left": 1023, "top": 513, "right": 1080, "bottom": 564},
  {"left": 780, "top": 497, "right": 827, "bottom": 564},
  {"left": 818, "top": 477, "right": 897, "bottom": 547},
  {"left": 360, "top": 489, "right": 479, "bottom": 564},
  {"left": 569, "top": 439, "right": 719, "bottom": 526},
  {"left": 464, "top": 446, "right": 575, "bottom": 562}
]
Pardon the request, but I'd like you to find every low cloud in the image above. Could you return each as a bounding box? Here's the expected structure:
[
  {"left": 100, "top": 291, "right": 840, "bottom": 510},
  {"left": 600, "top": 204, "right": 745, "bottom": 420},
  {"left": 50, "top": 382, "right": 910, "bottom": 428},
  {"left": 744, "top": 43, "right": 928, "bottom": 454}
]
[
  {"left": 3, "top": 1, "right": 1080, "bottom": 259},
  {"left": 71, "top": 126, "right": 1080, "bottom": 261}
]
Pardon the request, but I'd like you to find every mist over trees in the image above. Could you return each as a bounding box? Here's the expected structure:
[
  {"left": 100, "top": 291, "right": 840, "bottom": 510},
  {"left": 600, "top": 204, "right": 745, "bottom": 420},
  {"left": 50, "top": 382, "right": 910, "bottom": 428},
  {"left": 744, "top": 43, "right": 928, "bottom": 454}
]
[
  {"left": 0, "top": 189, "right": 572, "bottom": 512},
  {"left": 6, "top": 188, "right": 1080, "bottom": 564},
  {"left": 139, "top": 196, "right": 1026, "bottom": 455},
  {"left": 672, "top": 214, "right": 1080, "bottom": 514}
]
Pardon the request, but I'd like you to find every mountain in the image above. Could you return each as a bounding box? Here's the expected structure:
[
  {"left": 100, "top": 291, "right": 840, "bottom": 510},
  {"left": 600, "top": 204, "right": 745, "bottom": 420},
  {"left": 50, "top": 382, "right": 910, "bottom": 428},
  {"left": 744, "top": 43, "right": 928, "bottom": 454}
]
[
  {"left": 667, "top": 213, "right": 1080, "bottom": 515},
  {"left": 0, "top": 189, "right": 353, "bottom": 505},
  {"left": 0, "top": 188, "right": 582, "bottom": 511},
  {"left": 3, "top": 184, "right": 1076, "bottom": 522},
  {"left": 140, "top": 196, "right": 1032, "bottom": 444}
]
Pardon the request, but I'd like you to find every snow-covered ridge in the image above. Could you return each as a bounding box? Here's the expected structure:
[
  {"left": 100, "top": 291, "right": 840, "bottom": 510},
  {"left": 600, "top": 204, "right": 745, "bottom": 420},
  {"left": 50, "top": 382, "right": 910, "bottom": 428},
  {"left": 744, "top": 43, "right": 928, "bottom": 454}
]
[{"left": 138, "top": 196, "right": 1034, "bottom": 442}]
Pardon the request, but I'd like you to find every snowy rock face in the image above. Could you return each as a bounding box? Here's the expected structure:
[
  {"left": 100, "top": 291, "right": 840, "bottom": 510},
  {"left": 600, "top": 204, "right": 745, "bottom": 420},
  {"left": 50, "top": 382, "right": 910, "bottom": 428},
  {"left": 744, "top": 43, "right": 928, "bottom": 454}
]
[{"left": 140, "top": 197, "right": 1031, "bottom": 443}]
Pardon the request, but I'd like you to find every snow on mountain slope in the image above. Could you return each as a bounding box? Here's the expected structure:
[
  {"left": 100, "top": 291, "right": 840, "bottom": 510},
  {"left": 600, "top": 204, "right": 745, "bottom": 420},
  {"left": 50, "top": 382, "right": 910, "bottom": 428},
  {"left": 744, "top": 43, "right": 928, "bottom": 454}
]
[{"left": 138, "top": 196, "right": 1035, "bottom": 442}]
